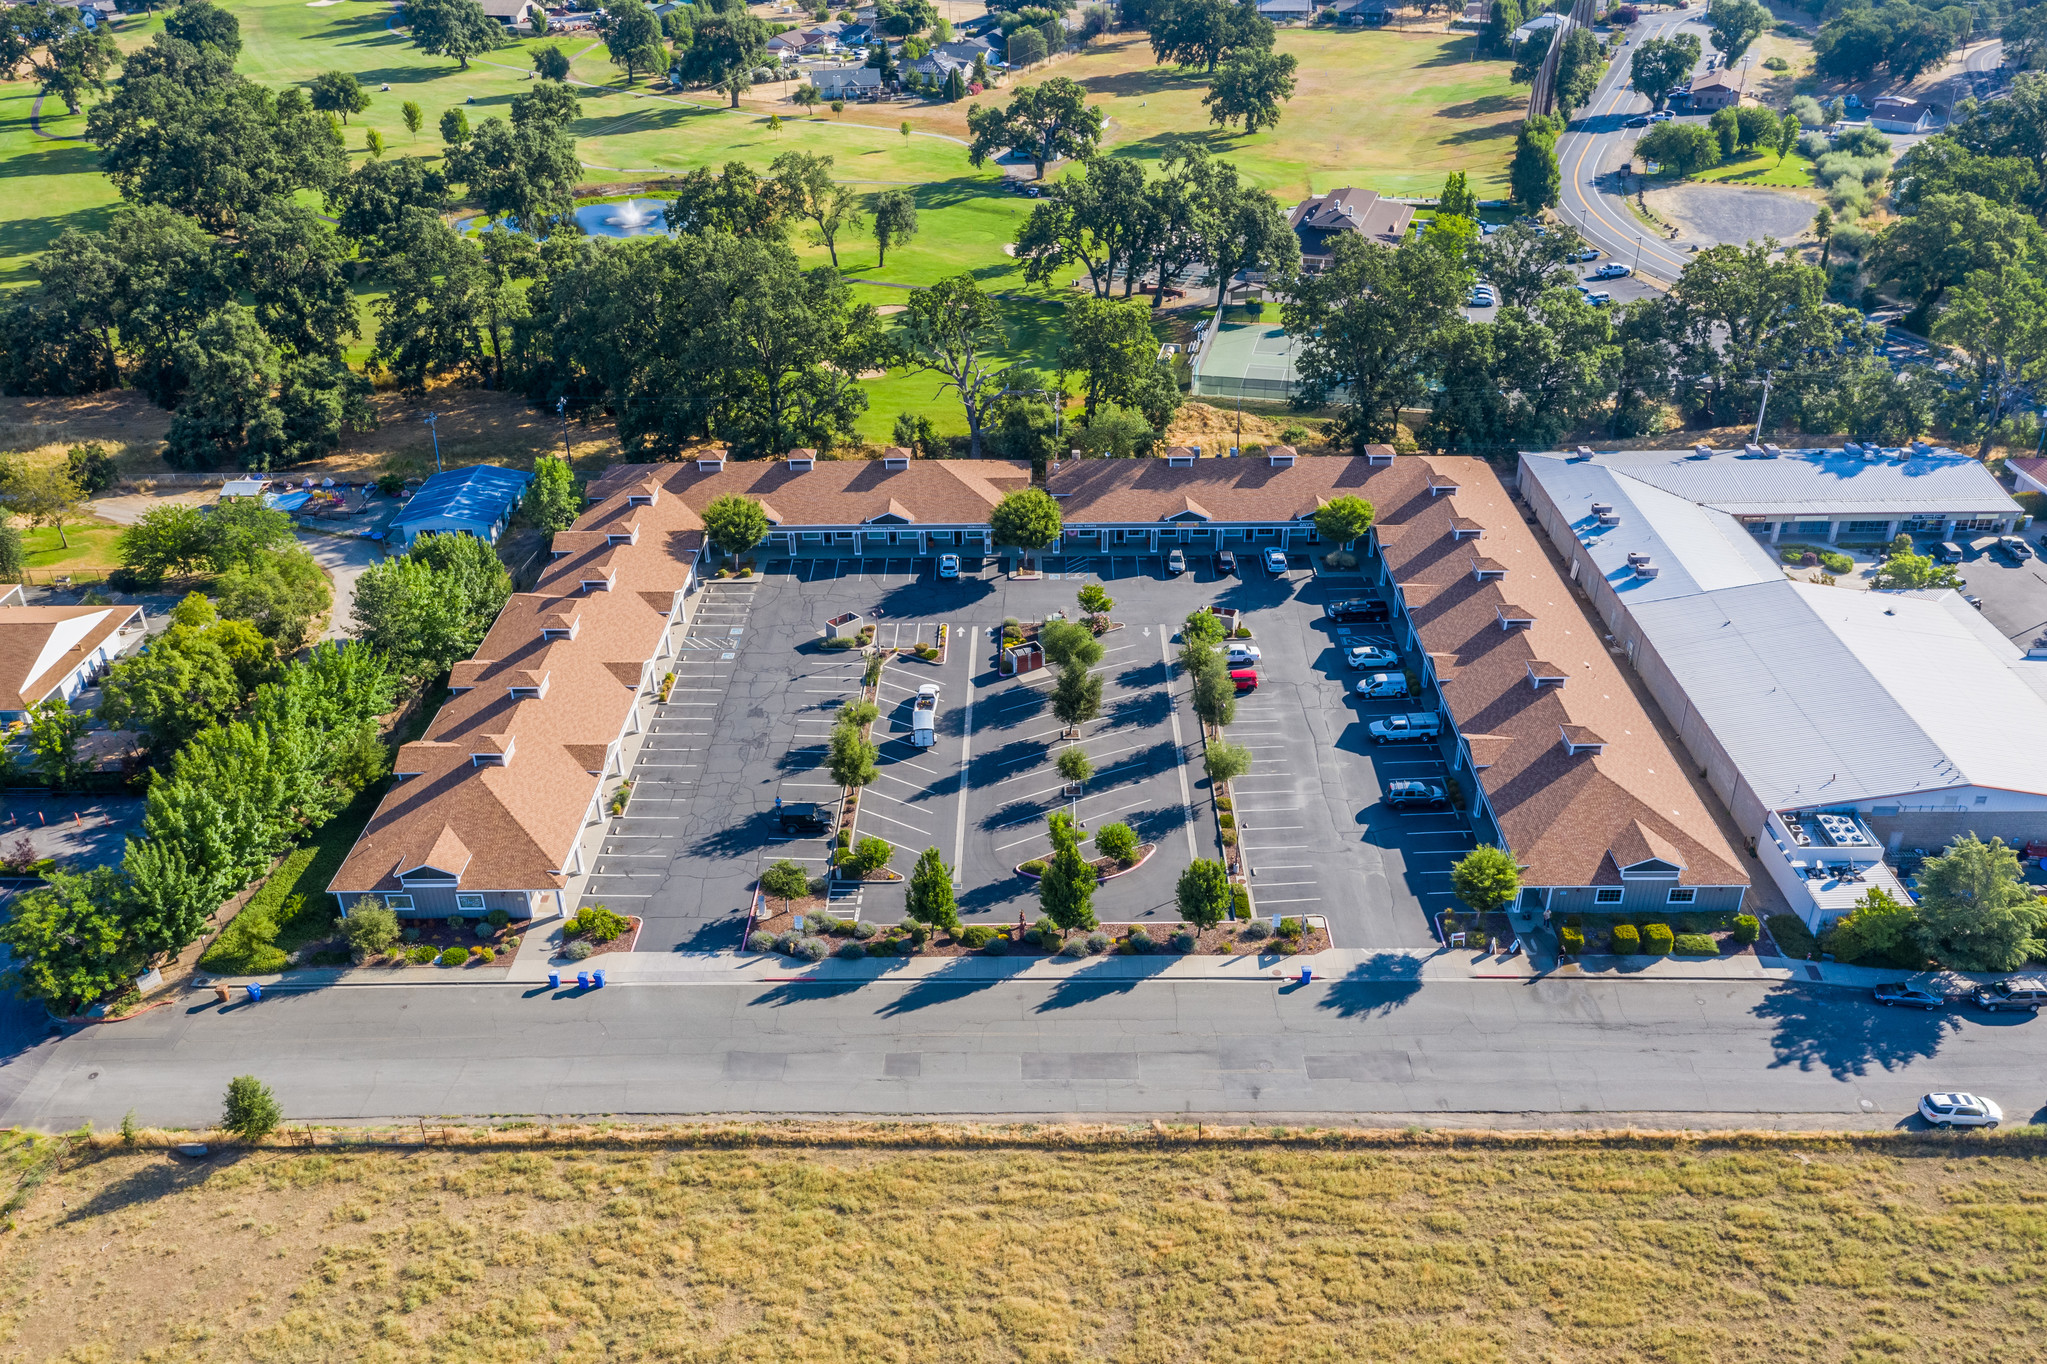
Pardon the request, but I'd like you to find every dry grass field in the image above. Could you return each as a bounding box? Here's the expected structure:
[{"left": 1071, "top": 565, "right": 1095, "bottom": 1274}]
[{"left": 5, "top": 1124, "right": 2047, "bottom": 1363}]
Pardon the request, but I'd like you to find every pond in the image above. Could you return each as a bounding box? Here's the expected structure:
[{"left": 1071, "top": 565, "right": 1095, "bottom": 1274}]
[{"left": 455, "top": 199, "right": 673, "bottom": 239}]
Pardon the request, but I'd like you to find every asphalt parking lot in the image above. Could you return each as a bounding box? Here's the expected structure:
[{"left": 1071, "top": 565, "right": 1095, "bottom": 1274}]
[
  {"left": 1949, "top": 532, "right": 2047, "bottom": 654},
  {"left": 589, "top": 553, "right": 1466, "bottom": 950}
]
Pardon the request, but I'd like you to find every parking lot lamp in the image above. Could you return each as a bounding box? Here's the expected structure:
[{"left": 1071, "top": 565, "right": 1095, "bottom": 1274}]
[{"left": 423, "top": 411, "right": 442, "bottom": 474}]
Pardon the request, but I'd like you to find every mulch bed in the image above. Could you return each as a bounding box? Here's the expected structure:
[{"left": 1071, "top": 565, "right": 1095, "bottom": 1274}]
[
  {"left": 554, "top": 915, "right": 642, "bottom": 962},
  {"left": 300, "top": 917, "right": 527, "bottom": 970},
  {"left": 748, "top": 912, "right": 1330, "bottom": 959}
]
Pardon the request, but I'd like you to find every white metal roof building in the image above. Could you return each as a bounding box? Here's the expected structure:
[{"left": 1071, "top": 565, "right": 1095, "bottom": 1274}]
[{"left": 1520, "top": 449, "right": 2047, "bottom": 927}]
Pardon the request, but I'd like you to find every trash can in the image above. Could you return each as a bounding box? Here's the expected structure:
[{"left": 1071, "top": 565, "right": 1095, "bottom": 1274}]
[
  {"left": 1297, "top": 968, "right": 1312, "bottom": 985},
  {"left": 592, "top": 969, "right": 606, "bottom": 989},
  {"left": 576, "top": 971, "right": 590, "bottom": 989},
  {"left": 548, "top": 972, "right": 561, "bottom": 990},
  {"left": 246, "top": 982, "right": 263, "bottom": 1002}
]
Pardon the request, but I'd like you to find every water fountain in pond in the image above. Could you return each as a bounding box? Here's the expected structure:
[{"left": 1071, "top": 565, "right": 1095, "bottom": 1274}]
[{"left": 570, "top": 197, "right": 671, "bottom": 238}]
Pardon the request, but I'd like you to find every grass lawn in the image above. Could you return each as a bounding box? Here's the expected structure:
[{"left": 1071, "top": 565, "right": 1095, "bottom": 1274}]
[
  {"left": 1692, "top": 149, "right": 1820, "bottom": 188},
  {"left": 17, "top": 520, "right": 123, "bottom": 570},
  {"left": 7, "top": 1128, "right": 2047, "bottom": 1360},
  {"left": 0, "top": 81, "right": 122, "bottom": 289}
]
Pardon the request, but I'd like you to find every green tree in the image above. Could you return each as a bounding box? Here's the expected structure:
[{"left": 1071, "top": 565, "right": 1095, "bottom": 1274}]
[
  {"left": 760, "top": 858, "right": 811, "bottom": 909},
  {"left": 202, "top": 497, "right": 298, "bottom": 573},
  {"left": 0, "top": 461, "right": 84, "bottom": 549},
  {"left": 1450, "top": 844, "right": 1520, "bottom": 913},
  {"left": 702, "top": 494, "right": 772, "bottom": 559},
  {"left": 0, "top": 522, "right": 23, "bottom": 582},
  {"left": 402, "top": 99, "right": 424, "bottom": 135},
  {"left": 341, "top": 900, "right": 401, "bottom": 957},
  {"left": 1095, "top": 821, "right": 1138, "bottom": 862},
  {"left": 1551, "top": 27, "right": 1604, "bottom": 113},
  {"left": 1015, "top": 153, "right": 1152, "bottom": 300},
  {"left": 1931, "top": 261, "right": 2047, "bottom": 454},
  {"left": 1912, "top": 834, "right": 2044, "bottom": 972},
  {"left": 221, "top": 1074, "right": 283, "bottom": 1141},
  {"left": 329, "top": 156, "right": 450, "bottom": 250},
  {"left": 236, "top": 204, "right": 360, "bottom": 361},
  {"left": 1176, "top": 857, "right": 1231, "bottom": 929},
  {"left": 1826, "top": 885, "right": 1920, "bottom": 966},
  {"left": 1438, "top": 170, "right": 1477, "bottom": 220},
  {"left": 1183, "top": 608, "right": 1225, "bottom": 646},
  {"left": 989, "top": 487, "right": 1064, "bottom": 563},
  {"left": 1509, "top": 115, "right": 1563, "bottom": 212},
  {"left": 406, "top": 0, "right": 505, "bottom": 69},
  {"left": 65, "top": 443, "right": 114, "bottom": 497},
  {"left": 27, "top": 696, "right": 89, "bottom": 789},
  {"left": 772, "top": 151, "right": 864, "bottom": 268},
  {"left": 1150, "top": 0, "right": 1273, "bottom": 72},
  {"left": 1051, "top": 661, "right": 1104, "bottom": 730},
  {"left": 1188, "top": 151, "right": 1298, "bottom": 308},
  {"left": 905, "top": 846, "right": 960, "bottom": 931},
  {"left": 1705, "top": 0, "right": 1768, "bottom": 64},
  {"left": 1203, "top": 738, "right": 1250, "bottom": 784},
  {"left": 0, "top": 2, "right": 119, "bottom": 115},
  {"left": 523, "top": 455, "right": 581, "bottom": 534},
  {"left": 871, "top": 187, "right": 919, "bottom": 266},
  {"left": 1870, "top": 551, "right": 1963, "bottom": 590},
  {"left": 308, "top": 69, "right": 369, "bottom": 124},
  {"left": 965, "top": 78, "right": 1104, "bottom": 179},
  {"left": 1077, "top": 583, "right": 1114, "bottom": 623},
  {"left": 1038, "top": 810, "right": 1097, "bottom": 930},
  {"left": 600, "top": 0, "right": 667, "bottom": 82},
  {"left": 1775, "top": 111, "right": 1800, "bottom": 165},
  {"left": 1282, "top": 232, "right": 1468, "bottom": 450},
  {"left": 1481, "top": 0, "right": 1522, "bottom": 55},
  {"left": 1056, "top": 745, "right": 1094, "bottom": 786},
  {"left": 115, "top": 503, "right": 212, "bottom": 585},
  {"left": 98, "top": 617, "right": 275, "bottom": 750},
  {"left": 161, "top": 305, "right": 283, "bottom": 472},
  {"left": 897, "top": 277, "right": 1010, "bottom": 458},
  {"left": 1312, "top": 494, "right": 1375, "bottom": 547},
  {"left": 446, "top": 115, "right": 582, "bottom": 237},
  {"left": 440, "top": 106, "right": 470, "bottom": 146},
  {"left": 351, "top": 533, "right": 509, "bottom": 682},
  {"left": 1191, "top": 665, "right": 1235, "bottom": 728},
  {"left": 534, "top": 43, "right": 572, "bottom": 80},
  {"left": 1474, "top": 218, "right": 1587, "bottom": 307},
  {"left": 675, "top": 11, "right": 769, "bottom": 96},
  {"left": 121, "top": 835, "right": 212, "bottom": 962},
  {"left": 1061, "top": 294, "right": 1174, "bottom": 428},
  {"left": 1203, "top": 49, "right": 1296, "bottom": 134},
  {"left": 1629, "top": 32, "right": 1701, "bottom": 110},
  {"left": 0, "top": 867, "right": 142, "bottom": 1013},
  {"left": 828, "top": 719, "right": 878, "bottom": 788},
  {"left": 1040, "top": 620, "right": 1105, "bottom": 670},
  {"left": 1639, "top": 120, "right": 1720, "bottom": 177},
  {"left": 215, "top": 547, "right": 332, "bottom": 648}
]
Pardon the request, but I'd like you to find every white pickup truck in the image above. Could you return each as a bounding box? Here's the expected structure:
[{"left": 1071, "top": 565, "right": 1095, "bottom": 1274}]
[
  {"left": 911, "top": 684, "right": 939, "bottom": 747},
  {"left": 1368, "top": 711, "right": 1442, "bottom": 744}
]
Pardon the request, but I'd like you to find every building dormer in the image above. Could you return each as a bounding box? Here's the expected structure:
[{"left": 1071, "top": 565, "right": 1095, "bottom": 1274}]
[
  {"left": 1559, "top": 724, "right": 1606, "bottom": 756},
  {"left": 447, "top": 660, "right": 491, "bottom": 693},
  {"left": 1469, "top": 556, "right": 1506, "bottom": 582},
  {"left": 397, "top": 826, "right": 471, "bottom": 888},
  {"left": 1428, "top": 474, "right": 1460, "bottom": 497},
  {"left": 607, "top": 523, "right": 640, "bottom": 547},
  {"left": 505, "top": 669, "right": 550, "bottom": 701},
  {"left": 696, "top": 456, "right": 725, "bottom": 472},
  {"left": 1165, "top": 449, "right": 1196, "bottom": 467},
  {"left": 581, "top": 567, "right": 614, "bottom": 592},
  {"left": 1366, "top": 447, "right": 1395, "bottom": 466},
  {"left": 1449, "top": 515, "right": 1484, "bottom": 542},
  {"left": 1526, "top": 660, "right": 1566, "bottom": 690},
  {"left": 541, "top": 609, "right": 580, "bottom": 641},
  {"left": 1267, "top": 447, "right": 1296, "bottom": 467},
  {"left": 786, "top": 451, "right": 815, "bottom": 471},
  {"left": 882, "top": 449, "right": 911, "bottom": 471},
  {"left": 1496, "top": 604, "right": 1534, "bottom": 631},
  {"left": 626, "top": 481, "right": 658, "bottom": 507},
  {"left": 471, "top": 733, "right": 515, "bottom": 767}
]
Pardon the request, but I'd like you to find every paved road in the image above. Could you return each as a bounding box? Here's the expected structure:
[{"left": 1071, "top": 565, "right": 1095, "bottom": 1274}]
[{"left": 5, "top": 974, "right": 2045, "bottom": 1130}]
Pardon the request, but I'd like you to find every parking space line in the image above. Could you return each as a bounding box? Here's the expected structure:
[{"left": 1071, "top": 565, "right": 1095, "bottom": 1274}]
[
  {"left": 1260, "top": 897, "right": 1323, "bottom": 905},
  {"left": 858, "top": 806, "right": 932, "bottom": 837}
]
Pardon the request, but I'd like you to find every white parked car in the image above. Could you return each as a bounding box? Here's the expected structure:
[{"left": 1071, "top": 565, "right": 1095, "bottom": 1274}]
[
  {"left": 1263, "top": 547, "right": 1288, "bottom": 574},
  {"left": 1346, "top": 644, "right": 1400, "bottom": 670},
  {"left": 1225, "top": 644, "right": 1262, "bottom": 665},
  {"left": 1354, "top": 672, "right": 1409, "bottom": 699},
  {"left": 936, "top": 553, "right": 959, "bottom": 579},
  {"left": 1919, "top": 1093, "right": 2002, "bottom": 1128},
  {"left": 1166, "top": 547, "right": 1187, "bottom": 574}
]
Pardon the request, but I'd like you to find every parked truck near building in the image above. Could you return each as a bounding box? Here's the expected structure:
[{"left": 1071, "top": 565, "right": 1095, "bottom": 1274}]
[
  {"left": 1369, "top": 712, "right": 1442, "bottom": 744},
  {"left": 912, "top": 684, "right": 939, "bottom": 747}
]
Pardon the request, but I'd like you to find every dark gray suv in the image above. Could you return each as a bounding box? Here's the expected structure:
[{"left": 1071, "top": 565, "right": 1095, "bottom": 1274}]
[{"left": 1972, "top": 979, "right": 2047, "bottom": 1012}]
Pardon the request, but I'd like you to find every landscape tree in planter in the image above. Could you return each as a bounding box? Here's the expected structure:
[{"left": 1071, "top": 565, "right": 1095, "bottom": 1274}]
[
  {"left": 1077, "top": 583, "right": 1114, "bottom": 629},
  {"left": 1450, "top": 844, "right": 1520, "bottom": 915},
  {"left": 1039, "top": 810, "right": 1098, "bottom": 930},
  {"left": 906, "top": 845, "right": 960, "bottom": 932},
  {"left": 1312, "top": 493, "right": 1375, "bottom": 549},
  {"left": 828, "top": 718, "right": 878, "bottom": 789},
  {"left": 1176, "top": 857, "right": 1232, "bottom": 930},
  {"left": 1040, "top": 620, "right": 1104, "bottom": 671},
  {"left": 1056, "top": 745, "right": 1093, "bottom": 789},
  {"left": 1182, "top": 607, "right": 1225, "bottom": 646},
  {"left": 1203, "top": 739, "right": 1251, "bottom": 785},
  {"left": 761, "top": 858, "right": 811, "bottom": 911},
  {"left": 1094, "top": 821, "right": 1139, "bottom": 865},
  {"left": 1192, "top": 665, "right": 1236, "bottom": 728},
  {"left": 1051, "top": 661, "right": 1103, "bottom": 733},
  {"left": 702, "top": 493, "right": 770, "bottom": 564},
  {"left": 989, "top": 486, "right": 1063, "bottom": 569},
  {"left": 848, "top": 835, "right": 894, "bottom": 878}
]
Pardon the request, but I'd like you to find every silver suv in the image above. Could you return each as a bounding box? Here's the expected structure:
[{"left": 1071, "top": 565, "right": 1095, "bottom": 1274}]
[{"left": 1972, "top": 978, "right": 2047, "bottom": 1012}]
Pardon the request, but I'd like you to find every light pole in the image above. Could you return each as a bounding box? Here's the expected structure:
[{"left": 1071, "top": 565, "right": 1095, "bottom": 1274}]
[
  {"left": 556, "top": 396, "right": 571, "bottom": 461},
  {"left": 423, "top": 411, "right": 442, "bottom": 474}
]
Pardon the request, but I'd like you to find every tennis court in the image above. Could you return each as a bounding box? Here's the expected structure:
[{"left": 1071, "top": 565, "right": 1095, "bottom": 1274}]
[{"left": 1191, "top": 321, "right": 1304, "bottom": 401}]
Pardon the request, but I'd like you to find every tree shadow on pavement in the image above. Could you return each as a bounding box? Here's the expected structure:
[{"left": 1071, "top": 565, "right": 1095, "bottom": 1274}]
[
  {"left": 1033, "top": 955, "right": 1178, "bottom": 1011},
  {"left": 873, "top": 958, "right": 1014, "bottom": 1016},
  {"left": 1316, "top": 953, "right": 1425, "bottom": 1019},
  {"left": 1752, "top": 984, "right": 1965, "bottom": 1079}
]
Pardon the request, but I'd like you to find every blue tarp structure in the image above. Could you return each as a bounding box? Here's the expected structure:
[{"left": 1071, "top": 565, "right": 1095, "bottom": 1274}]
[{"left": 390, "top": 465, "right": 533, "bottom": 546}]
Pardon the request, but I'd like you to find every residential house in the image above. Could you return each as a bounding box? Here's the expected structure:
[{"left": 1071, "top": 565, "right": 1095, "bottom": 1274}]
[
  {"left": 1256, "top": 0, "right": 1318, "bottom": 20},
  {"left": 0, "top": 602, "right": 149, "bottom": 723},
  {"left": 1333, "top": 0, "right": 1395, "bottom": 22},
  {"left": 1684, "top": 71, "right": 1741, "bottom": 110},
  {"left": 1288, "top": 187, "right": 1415, "bottom": 270},
  {"left": 2008, "top": 456, "right": 2047, "bottom": 498},
  {"left": 1868, "top": 95, "right": 1935, "bottom": 133},
  {"left": 1510, "top": 11, "right": 1567, "bottom": 43},
  {"left": 391, "top": 464, "right": 534, "bottom": 547},
  {"left": 478, "top": 0, "right": 544, "bottom": 28},
  {"left": 807, "top": 64, "right": 886, "bottom": 98},
  {"left": 328, "top": 468, "right": 705, "bottom": 920}
]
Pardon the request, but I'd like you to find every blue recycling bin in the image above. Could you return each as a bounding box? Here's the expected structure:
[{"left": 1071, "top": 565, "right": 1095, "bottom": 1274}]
[
  {"left": 246, "top": 982, "right": 262, "bottom": 1002},
  {"left": 548, "top": 972, "right": 561, "bottom": 990},
  {"left": 1297, "top": 968, "right": 1312, "bottom": 985},
  {"left": 592, "top": 969, "right": 606, "bottom": 988},
  {"left": 576, "top": 971, "right": 590, "bottom": 989}
]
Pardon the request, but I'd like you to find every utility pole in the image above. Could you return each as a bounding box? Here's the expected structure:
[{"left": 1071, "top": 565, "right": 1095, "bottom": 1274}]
[
  {"left": 1753, "top": 373, "right": 1773, "bottom": 442},
  {"left": 557, "top": 396, "right": 571, "bottom": 462},
  {"left": 423, "top": 411, "right": 442, "bottom": 474}
]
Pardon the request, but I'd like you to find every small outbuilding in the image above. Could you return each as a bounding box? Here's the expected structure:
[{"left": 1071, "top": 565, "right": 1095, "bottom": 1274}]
[{"left": 390, "top": 464, "right": 533, "bottom": 547}]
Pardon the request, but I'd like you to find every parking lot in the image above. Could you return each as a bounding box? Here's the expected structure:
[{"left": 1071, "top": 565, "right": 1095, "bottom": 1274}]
[
  {"left": 1950, "top": 532, "right": 2047, "bottom": 655},
  {"left": 588, "top": 553, "right": 1468, "bottom": 950}
]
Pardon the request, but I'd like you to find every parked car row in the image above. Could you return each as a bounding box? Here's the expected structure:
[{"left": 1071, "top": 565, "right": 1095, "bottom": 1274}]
[
  {"left": 1166, "top": 548, "right": 1292, "bottom": 577},
  {"left": 1874, "top": 978, "right": 2047, "bottom": 1012}
]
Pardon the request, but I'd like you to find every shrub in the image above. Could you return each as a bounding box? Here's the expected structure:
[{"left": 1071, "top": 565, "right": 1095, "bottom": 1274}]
[
  {"left": 905, "top": 920, "right": 931, "bottom": 946},
  {"left": 1732, "top": 913, "right": 1760, "bottom": 945},
  {"left": 1241, "top": 919, "right": 1271, "bottom": 941},
  {"left": 836, "top": 941, "right": 866, "bottom": 960},
  {"left": 340, "top": 902, "right": 400, "bottom": 958},
  {"left": 221, "top": 1075, "right": 282, "bottom": 1141},
  {"left": 474, "top": 921, "right": 495, "bottom": 939},
  {"left": 1085, "top": 931, "right": 1109, "bottom": 954},
  {"left": 475, "top": 946, "right": 494, "bottom": 964},
  {"left": 408, "top": 944, "right": 438, "bottom": 964},
  {"left": 1767, "top": 913, "right": 1817, "bottom": 956},
  {"left": 1171, "top": 931, "right": 1197, "bottom": 952},
  {"left": 1019, "top": 859, "right": 1047, "bottom": 876},
  {"left": 1559, "top": 926, "right": 1584, "bottom": 955},
  {"left": 1673, "top": 933, "right": 1719, "bottom": 955},
  {"left": 1220, "top": 828, "right": 1237, "bottom": 846},
  {"left": 1762, "top": 55, "right": 1787, "bottom": 70},
  {"left": 563, "top": 939, "right": 595, "bottom": 961},
  {"left": 402, "top": 926, "right": 420, "bottom": 942},
  {"left": 1641, "top": 922, "right": 1675, "bottom": 955},
  {"left": 568, "top": 904, "right": 630, "bottom": 942},
  {"left": 487, "top": 908, "right": 511, "bottom": 929},
  {"left": 747, "top": 930, "right": 778, "bottom": 952},
  {"left": 851, "top": 919, "right": 879, "bottom": 940},
  {"left": 796, "top": 936, "right": 829, "bottom": 961},
  {"left": 983, "top": 934, "right": 1009, "bottom": 955},
  {"left": 1060, "top": 938, "right": 1089, "bottom": 957},
  {"left": 439, "top": 945, "right": 470, "bottom": 967},
  {"left": 773, "top": 930, "right": 801, "bottom": 954},
  {"left": 1818, "top": 549, "right": 1853, "bottom": 574},
  {"left": 1127, "top": 927, "right": 1155, "bottom": 953},
  {"left": 1277, "top": 917, "right": 1303, "bottom": 938},
  {"left": 1095, "top": 822, "right": 1139, "bottom": 862},
  {"left": 1233, "top": 626, "right": 1252, "bottom": 639},
  {"left": 1218, "top": 812, "right": 1236, "bottom": 829},
  {"left": 1610, "top": 923, "right": 1640, "bottom": 954},
  {"left": 1233, "top": 887, "right": 1250, "bottom": 917},
  {"left": 1214, "top": 795, "right": 1233, "bottom": 812},
  {"left": 958, "top": 924, "right": 996, "bottom": 948},
  {"left": 823, "top": 635, "right": 858, "bottom": 649}
]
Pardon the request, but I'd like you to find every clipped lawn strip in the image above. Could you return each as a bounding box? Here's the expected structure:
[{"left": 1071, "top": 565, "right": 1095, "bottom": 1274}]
[{"left": 9, "top": 1124, "right": 2047, "bottom": 1363}]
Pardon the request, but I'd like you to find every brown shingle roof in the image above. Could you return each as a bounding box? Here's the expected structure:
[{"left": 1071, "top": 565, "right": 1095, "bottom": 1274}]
[
  {"left": 616, "top": 455, "right": 1034, "bottom": 527},
  {"left": 0, "top": 604, "right": 144, "bottom": 711},
  {"left": 1046, "top": 450, "right": 1396, "bottom": 523}
]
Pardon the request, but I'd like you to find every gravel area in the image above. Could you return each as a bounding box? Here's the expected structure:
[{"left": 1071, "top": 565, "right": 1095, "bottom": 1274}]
[{"left": 1647, "top": 183, "right": 1816, "bottom": 248}]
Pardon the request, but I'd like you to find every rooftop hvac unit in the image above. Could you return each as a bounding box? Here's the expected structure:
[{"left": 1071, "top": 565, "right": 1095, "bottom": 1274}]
[
  {"left": 1688, "top": 444, "right": 1713, "bottom": 460},
  {"left": 1626, "top": 551, "right": 1651, "bottom": 566},
  {"left": 1743, "top": 442, "right": 1763, "bottom": 457},
  {"left": 1589, "top": 502, "right": 1612, "bottom": 516},
  {"left": 1842, "top": 442, "right": 1863, "bottom": 456},
  {"left": 1762, "top": 443, "right": 1783, "bottom": 458},
  {"left": 1597, "top": 509, "right": 1622, "bottom": 526},
  {"left": 1632, "top": 559, "right": 1659, "bottom": 579},
  {"left": 1575, "top": 445, "right": 1595, "bottom": 458}
]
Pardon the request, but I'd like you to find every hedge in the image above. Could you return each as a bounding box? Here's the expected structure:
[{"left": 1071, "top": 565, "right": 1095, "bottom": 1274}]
[
  {"left": 1610, "top": 923, "right": 1640, "bottom": 953},
  {"left": 1641, "top": 923, "right": 1675, "bottom": 955},
  {"left": 1672, "top": 933, "right": 1719, "bottom": 956}
]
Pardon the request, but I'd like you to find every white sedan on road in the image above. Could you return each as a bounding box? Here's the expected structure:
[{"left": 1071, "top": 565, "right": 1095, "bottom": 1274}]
[{"left": 1919, "top": 1093, "right": 2003, "bottom": 1128}]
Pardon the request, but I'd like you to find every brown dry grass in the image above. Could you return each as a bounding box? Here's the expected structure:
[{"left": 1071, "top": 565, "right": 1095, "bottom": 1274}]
[{"left": 6, "top": 1123, "right": 2047, "bottom": 1363}]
